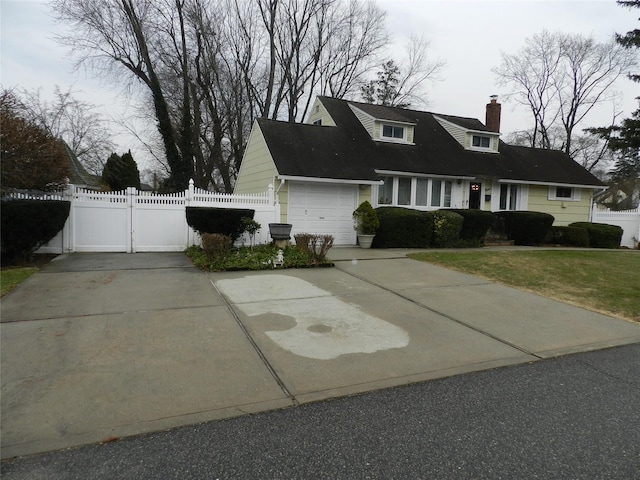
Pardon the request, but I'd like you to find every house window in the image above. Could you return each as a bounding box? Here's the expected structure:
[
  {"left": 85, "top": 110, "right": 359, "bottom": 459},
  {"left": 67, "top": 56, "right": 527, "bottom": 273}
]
[
  {"left": 378, "top": 176, "right": 393, "bottom": 205},
  {"left": 500, "top": 184, "right": 519, "bottom": 210},
  {"left": 398, "top": 177, "right": 411, "bottom": 205},
  {"left": 416, "top": 178, "right": 429, "bottom": 206},
  {"left": 430, "top": 180, "right": 452, "bottom": 208},
  {"left": 313, "top": 118, "right": 322, "bottom": 126},
  {"left": 549, "top": 186, "right": 580, "bottom": 201},
  {"left": 382, "top": 124, "right": 404, "bottom": 139},
  {"left": 377, "top": 177, "right": 452, "bottom": 208},
  {"left": 472, "top": 135, "right": 491, "bottom": 148}
]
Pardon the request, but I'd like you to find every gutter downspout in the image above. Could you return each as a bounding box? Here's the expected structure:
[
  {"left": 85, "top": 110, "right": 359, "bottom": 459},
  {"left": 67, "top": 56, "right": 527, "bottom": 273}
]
[{"left": 275, "top": 178, "right": 285, "bottom": 223}]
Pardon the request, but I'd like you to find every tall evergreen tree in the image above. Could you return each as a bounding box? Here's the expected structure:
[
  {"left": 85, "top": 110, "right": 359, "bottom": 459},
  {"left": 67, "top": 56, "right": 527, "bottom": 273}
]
[{"left": 102, "top": 151, "right": 141, "bottom": 191}]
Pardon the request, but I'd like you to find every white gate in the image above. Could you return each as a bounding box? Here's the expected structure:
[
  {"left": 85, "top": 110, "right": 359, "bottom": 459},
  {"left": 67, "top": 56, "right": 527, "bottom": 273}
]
[{"left": 34, "top": 180, "right": 278, "bottom": 253}]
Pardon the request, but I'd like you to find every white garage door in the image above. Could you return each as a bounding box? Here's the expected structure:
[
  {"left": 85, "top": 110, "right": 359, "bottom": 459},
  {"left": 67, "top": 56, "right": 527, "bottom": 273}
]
[{"left": 288, "top": 182, "right": 358, "bottom": 245}]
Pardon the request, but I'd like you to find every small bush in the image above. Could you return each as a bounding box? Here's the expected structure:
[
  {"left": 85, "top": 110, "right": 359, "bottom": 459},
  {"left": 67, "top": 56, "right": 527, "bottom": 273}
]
[
  {"left": 569, "top": 222, "right": 623, "bottom": 249},
  {"left": 449, "top": 209, "right": 496, "bottom": 243},
  {"left": 201, "top": 233, "right": 232, "bottom": 262},
  {"left": 186, "top": 243, "right": 328, "bottom": 271},
  {"left": 186, "top": 207, "right": 255, "bottom": 241},
  {"left": 495, "top": 211, "right": 555, "bottom": 245},
  {"left": 353, "top": 201, "right": 379, "bottom": 234},
  {"left": 294, "top": 233, "right": 334, "bottom": 265},
  {"left": 373, "top": 207, "right": 433, "bottom": 248},
  {"left": 431, "top": 210, "right": 463, "bottom": 247},
  {"left": 545, "top": 226, "right": 590, "bottom": 247},
  {"left": 1, "top": 200, "right": 70, "bottom": 263}
]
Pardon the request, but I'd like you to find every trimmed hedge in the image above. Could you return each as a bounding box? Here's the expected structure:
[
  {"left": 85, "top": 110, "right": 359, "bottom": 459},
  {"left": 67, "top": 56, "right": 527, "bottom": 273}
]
[
  {"left": 430, "top": 210, "right": 463, "bottom": 247},
  {"left": 545, "top": 226, "right": 590, "bottom": 247},
  {"left": 448, "top": 209, "right": 495, "bottom": 243},
  {"left": 1, "top": 200, "right": 70, "bottom": 261},
  {"left": 569, "top": 222, "right": 623, "bottom": 249},
  {"left": 495, "top": 211, "right": 555, "bottom": 245},
  {"left": 186, "top": 207, "right": 255, "bottom": 241},
  {"left": 372, "top": 207, "right": 433, "bottom": 248}
]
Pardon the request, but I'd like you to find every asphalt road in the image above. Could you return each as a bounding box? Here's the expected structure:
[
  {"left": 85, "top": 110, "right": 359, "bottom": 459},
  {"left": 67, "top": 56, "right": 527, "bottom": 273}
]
[{"left": 2, "top": 343, "right": 639, "bottom": 480}]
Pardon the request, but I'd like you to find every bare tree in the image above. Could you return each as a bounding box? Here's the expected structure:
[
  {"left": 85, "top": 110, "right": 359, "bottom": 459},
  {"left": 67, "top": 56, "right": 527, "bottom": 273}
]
[
  {"left": 17, "top": 86, "right": 114, "bottom": 176},
  {"left": 360, "top": 35, "right": 444, "bottom": 108},
  {"left": 494, "top": 30, "right": 637, "bottom": 158},
  {"left": 53, "top": 0, "right": 192, "bottom": 190},
  {"left": 52, "top": 0, "right": 394, "bottom": 190},
  {"left": 317, "top": 0, "right": 388, "bottom": 99}
]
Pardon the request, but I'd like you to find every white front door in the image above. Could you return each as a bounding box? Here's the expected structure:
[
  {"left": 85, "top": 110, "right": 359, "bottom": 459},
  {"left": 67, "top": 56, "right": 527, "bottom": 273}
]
[{"left": 288, "top": 182, "right": 358, "bottom": 245}]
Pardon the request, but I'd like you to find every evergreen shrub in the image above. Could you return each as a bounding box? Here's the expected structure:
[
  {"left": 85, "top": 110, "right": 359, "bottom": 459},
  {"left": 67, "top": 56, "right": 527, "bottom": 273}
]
[
  {"left": 569, "top": 222, "right": 623, "bottom": 249},
  {"left": 186, "top": 207, "right": 255, "bottom": 241},
  {"left": 1, "top": 200, "right": 70, "bottom": 262},
  {"left": 495, "top": 211, "right": 555, "bottom": 245},
  {"left": 372, "top": 207, "right": 433, "bottom": 248},
  {"left": 430, "top": 210, "right": 463, "bottom": 247},
  {"left": 448, "top": 209, "right": 496, "bottom": 243},
  {"left": 545, "top": 226, "right": 590, "bottom": 247}
]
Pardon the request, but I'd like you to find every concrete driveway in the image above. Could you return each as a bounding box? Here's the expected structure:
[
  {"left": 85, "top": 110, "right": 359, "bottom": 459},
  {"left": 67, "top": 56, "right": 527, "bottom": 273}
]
[{"left": 2, "top": 250, "right": 639, "bottom": 459}]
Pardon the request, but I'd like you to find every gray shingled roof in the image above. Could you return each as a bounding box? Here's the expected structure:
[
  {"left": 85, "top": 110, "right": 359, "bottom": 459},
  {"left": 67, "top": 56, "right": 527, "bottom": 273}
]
[{"left": 258, "top": 96, "right": 604, "bottom": 187}]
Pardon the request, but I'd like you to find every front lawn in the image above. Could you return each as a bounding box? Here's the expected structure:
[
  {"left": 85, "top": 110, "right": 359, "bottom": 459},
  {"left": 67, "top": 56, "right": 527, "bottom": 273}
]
[
  {"left": 1, "top": 267, "right": 38, "bottom": 297},
  {"left": 408, "top": 250, "right": 640, "bottom": 323}
]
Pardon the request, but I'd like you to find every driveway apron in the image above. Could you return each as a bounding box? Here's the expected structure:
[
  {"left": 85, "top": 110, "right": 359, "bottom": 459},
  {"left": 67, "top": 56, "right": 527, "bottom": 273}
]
[
  {"left": 1, "top": 253, "right": 292, "bottom": 460},
  {"left": 2, "top": 251, "right": 639, "bottom": 460}
]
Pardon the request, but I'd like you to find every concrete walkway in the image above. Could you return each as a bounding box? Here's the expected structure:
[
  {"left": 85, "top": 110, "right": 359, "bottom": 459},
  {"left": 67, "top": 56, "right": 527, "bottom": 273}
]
[{"left": 1, "top": 250, "right": 638, "bottom": 460}]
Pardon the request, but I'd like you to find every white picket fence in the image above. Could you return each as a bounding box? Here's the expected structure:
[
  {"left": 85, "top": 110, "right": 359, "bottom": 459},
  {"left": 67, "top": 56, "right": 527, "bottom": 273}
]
[
  {"left": 591, "top": 204, "right": 640, "bottom": 249},
  {"left": 13, "top": 180, "right": 280, "bottom": 253}
]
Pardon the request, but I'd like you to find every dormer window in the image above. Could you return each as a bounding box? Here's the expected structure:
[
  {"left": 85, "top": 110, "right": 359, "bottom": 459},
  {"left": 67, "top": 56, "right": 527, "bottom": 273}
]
[
  {"left": 472, "top": 135, "right": 491, "bottom": 148},
  {"left": 313, "top": 119, "right": 322, "bottom": 126},
  {"left": 382, "top": 124, "right": 404, "bottom": 140}
]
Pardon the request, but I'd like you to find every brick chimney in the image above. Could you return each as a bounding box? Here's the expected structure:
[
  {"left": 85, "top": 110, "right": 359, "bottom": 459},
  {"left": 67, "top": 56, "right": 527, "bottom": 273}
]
[{"left": 485, "top": 95, "right": 501, "bottom": 133}]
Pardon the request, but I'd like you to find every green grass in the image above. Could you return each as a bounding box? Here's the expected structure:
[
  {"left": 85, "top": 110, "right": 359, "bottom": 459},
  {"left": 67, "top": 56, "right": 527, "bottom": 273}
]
[
  {"left": 1, "top": 267, "right": 38, "bottom": 297},
  {"left": 408, "top": 250, "right": 640, "bottom": 323}
]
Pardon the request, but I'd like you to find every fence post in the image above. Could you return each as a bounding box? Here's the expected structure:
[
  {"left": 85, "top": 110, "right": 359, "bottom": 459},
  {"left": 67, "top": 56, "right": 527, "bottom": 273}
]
[
  {"left": 127, "top": 187, "right": 136, "bottom": 253},
  {"left": 64, "top": 183, "right": 75, "bottom": 252},
  {"left": 186, "top": 179, "right": 194, "bottom": 246}
]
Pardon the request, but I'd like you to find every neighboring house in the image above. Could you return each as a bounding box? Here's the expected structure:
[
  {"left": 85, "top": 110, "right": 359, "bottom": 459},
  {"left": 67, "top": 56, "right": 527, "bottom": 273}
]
[
  {"left": 61, "top": 141, "right": 102, "bottom": 190},
  {"left": 235, "top": 96, "right": 605, "bottom": 245}
]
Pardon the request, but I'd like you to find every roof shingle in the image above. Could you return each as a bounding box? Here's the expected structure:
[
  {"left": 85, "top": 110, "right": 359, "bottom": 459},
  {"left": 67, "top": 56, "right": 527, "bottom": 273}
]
[{"left": 258, "top": 96, "right": 604, "bottom": 187}]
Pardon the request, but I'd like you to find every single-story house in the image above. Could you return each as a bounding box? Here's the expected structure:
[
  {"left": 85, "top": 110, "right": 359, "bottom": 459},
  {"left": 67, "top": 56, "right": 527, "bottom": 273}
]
[{"left": 234, "top": 96, "right": 605, "bottom": 245}]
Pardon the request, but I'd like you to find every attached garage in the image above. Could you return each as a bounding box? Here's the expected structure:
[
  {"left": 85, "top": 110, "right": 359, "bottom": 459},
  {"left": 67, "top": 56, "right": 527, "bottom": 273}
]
[{"left": 288, "top": 182, "right": 358, "bottom": 245}]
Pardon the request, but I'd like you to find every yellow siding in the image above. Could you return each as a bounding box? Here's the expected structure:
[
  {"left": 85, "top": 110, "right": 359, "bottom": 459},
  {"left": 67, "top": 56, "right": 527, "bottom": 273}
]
[
  {"left": 234, "top": 122, "right": 278, "bottom": 194},
  {"left": 357, "top": 185, "right": 373, "bottom": 205},
  {"left": 527, "top": 185, "right": 594, "bottom": 226},
  {"left": 306, "top": 98, "right": 337, "bottom": 127}
]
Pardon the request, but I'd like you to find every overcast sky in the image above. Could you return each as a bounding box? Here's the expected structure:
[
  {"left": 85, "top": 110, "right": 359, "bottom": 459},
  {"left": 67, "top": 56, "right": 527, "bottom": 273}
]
[{"left": 1, "top": 0, "right": 638, "bottom": 169}]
